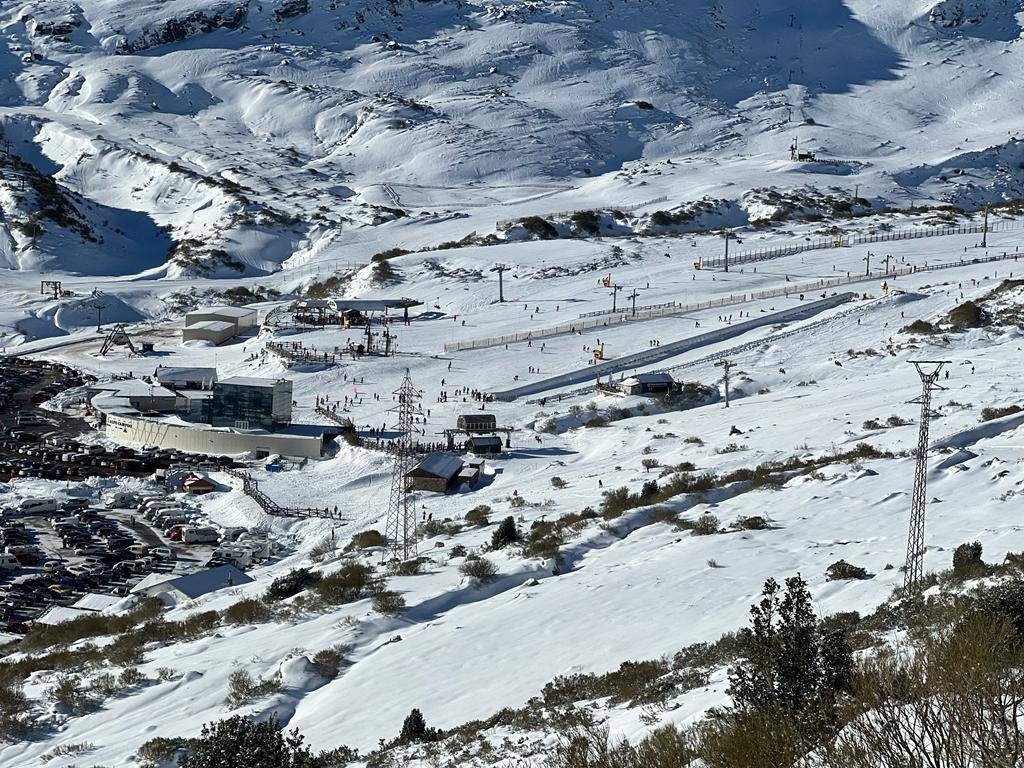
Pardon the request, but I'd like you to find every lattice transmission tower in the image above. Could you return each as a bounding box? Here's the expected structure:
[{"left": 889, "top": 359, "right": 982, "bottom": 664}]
[
  {"left": 384, "top": 369, "right": 424, "bottom": 561},
  {"left": 903, "top": 360, "right": 950, "bottom": 593}
]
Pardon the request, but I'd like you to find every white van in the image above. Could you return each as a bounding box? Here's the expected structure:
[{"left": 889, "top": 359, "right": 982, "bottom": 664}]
[
  {"left": 183, "top": 527, "right": 220, "bottom": 544},
  {"left": 0, "top": 554, "right": 20, "bottom": 571},
  {"left": 19, "top": 498, "right": 57, "bottom": 515},
  {"left": 144, "top": 503, "right": 180, "bottom": 520},
  {"left": 106, "top": 491, "right": 138, "bottom": 509}
]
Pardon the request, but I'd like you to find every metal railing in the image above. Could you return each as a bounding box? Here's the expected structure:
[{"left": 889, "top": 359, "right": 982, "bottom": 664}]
[
  {"left": 445, "top": 249, "right": 1024, "bottom": 353},
  {"left": 699, "top": 220, "right": 1018, "bottom": 270},
  {"left": 225, "top": 467, "right": 345, "bottom": 519}
]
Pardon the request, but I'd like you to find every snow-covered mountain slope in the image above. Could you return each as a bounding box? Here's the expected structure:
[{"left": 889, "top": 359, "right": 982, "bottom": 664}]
[
  {"left": 2, "top": 221, "right": 1023, "bottom": 765},
  {"left": 0, "top": 1, "right": 1023, "bottom": 765},
  {"left": 1, "top": 0, "right": 1024, "bottom": 276}
]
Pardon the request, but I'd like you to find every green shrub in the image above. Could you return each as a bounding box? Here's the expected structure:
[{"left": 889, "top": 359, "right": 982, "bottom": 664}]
[
  {"left": 388, "top": 557, "right": 428, "bottom": 576},
  {"left": 225, "top": 598, "right": 273, "bottom": 625},
  {"left": 692, "top": 513, "right": 720, "bottom": 536},
  {"left": 398, "top": 708, "right": 441, "bottom": 744},
  {"left": 179, "top": 716, "right": 316, "bottom": 768},
  {"left": 0, "top": 679, "right": 29, "bottom": 740},
  {"left": 570, "top": 210, "right": 601, "bottom": 234},
  {"left": 980, "top": 404, "right": 1023, "bottom": 422},
  {"left": 946, "top": 300, "right": 987, "bottom": 328},
  {"left": 901, "top": 319, "right": 937, "bottom": 334},
  {"left": 225, "top": 669, "right": 281, "bottom": 708},
  {"left": 518, "top": 216, "right": 558, "bottom": 239},
  {"left": 418, "top": 518, "right": 461, "bottom": 537},
  {"left": 459, "top": 556, "right": 498, "bottom": 586},
  {"left": 46, "top": 673, "right": 93, "bottom": 714},
  {"left": 464, "top": 505, "right": 491, "bottom": 526},
  {"left": 551, "top": 476, "right": 569, "bottom": 489},
  {"left": 266, "top": 568, "right": 322, "bottom": 601},
  {"left": 825, "top": 560, "right": 870, "bottom": 581},
  {"left": 309, "top": 537, "right": 335, "bottom": 562},
  {"left": 372, "top": 590, "right": 406, "bottom": 616},
  {"left": 344, "top": 529, "right": 387, "bottom": 552},
  {"left": 734, "top": 516, "right": 768, "bottom": 531},
  {"left": 952, "top": 541, "right": 987, "bottom": 581},
  {"left": 311, "top": 645, "right": 349, "bottom": 680},
  {"left": 491, "top": 516, "right": 521, "bottom": 549},
  {"left": 309, "top": 562, "right": 375, "bottom": 607}
]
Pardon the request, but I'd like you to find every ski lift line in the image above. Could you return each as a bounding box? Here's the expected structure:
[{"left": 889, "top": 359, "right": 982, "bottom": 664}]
[
  {"left": 527, "top": 295, "right": 882, "bottom": 404},
  {"left": 492, "top": 292, "right": 858, "bottom": 402},
  {"left": 447, "top": 248, "right": 1024, "bottom": 353}
]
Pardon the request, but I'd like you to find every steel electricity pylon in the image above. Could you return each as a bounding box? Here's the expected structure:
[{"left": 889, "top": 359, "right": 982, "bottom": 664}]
[
  {"left": 903, "top": 360, "right": 950, "bottom": 593},
  {"left": 384, "top": 369, "right": 424, "bottom": 561}
]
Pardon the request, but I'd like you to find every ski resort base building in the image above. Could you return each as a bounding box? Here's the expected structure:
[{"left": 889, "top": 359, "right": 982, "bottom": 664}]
[{"left": 89, "top": 375, "right": 336, "bottom": 459}]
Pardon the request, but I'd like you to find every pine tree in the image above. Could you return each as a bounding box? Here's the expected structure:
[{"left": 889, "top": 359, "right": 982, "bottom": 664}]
[
  {"left": 726, "top": 575, "right": 852, "bottom": 736},
  {"left": 398, "top": 708, "right": 440, "bottom": 744},
  {"left": 491, "top": 516, "right": 520, "bottom": 549}
]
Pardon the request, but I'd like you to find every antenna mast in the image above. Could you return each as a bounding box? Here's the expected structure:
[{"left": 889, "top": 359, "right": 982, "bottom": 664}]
[
  {"left": 384, "top": 368, "right": 424, "bottom": 561},
  {"left": 903, "top": 360, "right": 950, "bottom": 593}
]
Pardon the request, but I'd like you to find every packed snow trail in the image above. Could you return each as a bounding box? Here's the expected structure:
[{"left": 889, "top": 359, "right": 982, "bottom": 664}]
[
  {"left": 532, "top": 293, "right": 884, "bottom": 403},
  {"left": 490, "top": 293, "right": 855, "bottom": 400}
]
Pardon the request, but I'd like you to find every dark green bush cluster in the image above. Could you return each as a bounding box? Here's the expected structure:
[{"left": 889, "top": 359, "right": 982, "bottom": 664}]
[
  {"left": 266, "top": 568, "right": 322, "bottom": 601},
  {"left": 308, "top": 562, "right": 377, "bottom": 607},
  {"left": 517, "top": 216, "right": 558, "bottom": 239},
  {"left": 825, "top": 560, "right": 870, "bottom": 581},
  {"left": 980, "top": 404, "right": 1023, "bottom": 422},
  {"left": 490, "top": 517, "right": 521, "bottom": 549},
  {"left": 523, "top": 508, "right": 599, "bottom": 560},
  {"left": 951, "top": 541, "right": 988, "bottom": 582},
  {"left": 464, "top": 505, "right": 491, "bottom": 526},
  {"left": 600, "top": 444, "right": 892, "bottom": 517},
  {"left": 344, "top": 529, "right": 387, "bottom": 552}
]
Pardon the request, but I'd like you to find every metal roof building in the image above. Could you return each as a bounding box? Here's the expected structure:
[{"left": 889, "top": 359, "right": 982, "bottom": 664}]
[
  {"left": 407, "top": 453, "right": 464, "bottom": 493},
  {"left": 182, "top": 320, "right": 237, "bottom": 345}
]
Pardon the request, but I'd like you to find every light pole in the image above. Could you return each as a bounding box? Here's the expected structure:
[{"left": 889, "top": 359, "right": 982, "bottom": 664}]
[{"left": 628, "top": 289, "right": 639, "bottom": 317}]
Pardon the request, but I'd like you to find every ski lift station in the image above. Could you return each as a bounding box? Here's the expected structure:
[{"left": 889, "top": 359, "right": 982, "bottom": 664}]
[
  {"left": 88, "top": 371, "right": 337, "bottom": 459},
  {"left": 182, "top": 306, "right": 257, "bottom": 345}
]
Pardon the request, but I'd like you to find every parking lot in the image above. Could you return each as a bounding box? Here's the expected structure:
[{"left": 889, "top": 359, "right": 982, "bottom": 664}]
[
  {"left": 0, "top": 358, "right": 240, "bottom": 482},
  {"left": 0, "top": 487, "right": 278, "bottom": 631},
  {"left": 0, "top": 358, "right": 276, "bottom": 633}
]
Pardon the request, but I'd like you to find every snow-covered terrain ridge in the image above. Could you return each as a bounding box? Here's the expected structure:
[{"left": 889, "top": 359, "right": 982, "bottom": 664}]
[
  {"left": 2, "top": 0, "right": 1024, "bottom": 275},
  {"left": 0, "top": 0, "right": 1023, "bottom": 765}
]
